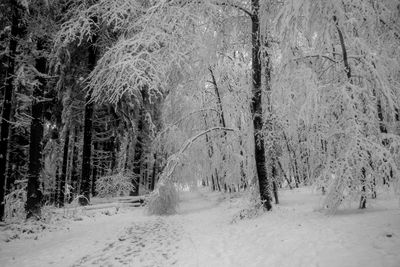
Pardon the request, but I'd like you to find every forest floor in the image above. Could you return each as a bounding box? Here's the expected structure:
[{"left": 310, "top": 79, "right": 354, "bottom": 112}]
[{"left": 0, "top": 187, "right": 399, "bottom": 267}]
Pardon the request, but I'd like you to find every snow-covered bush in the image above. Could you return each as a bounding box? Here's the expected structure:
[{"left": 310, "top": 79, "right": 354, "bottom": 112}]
[
  {"left": 95, "top": 171, "right": 135, "bottom": 198},
  {"left": 146, "top": 181, "right": 179, "bottom": 215},
  {"left": 4, "top": 188, "right": 27, "bottom": 223}
]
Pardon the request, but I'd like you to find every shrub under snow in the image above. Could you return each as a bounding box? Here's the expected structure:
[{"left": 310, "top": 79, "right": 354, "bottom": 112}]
[
  {"left": 95, "top": 171, "right": 135, "bottom": 198},
  {"left": 146, "top": 181, "right": 179, "bottom": 215}
]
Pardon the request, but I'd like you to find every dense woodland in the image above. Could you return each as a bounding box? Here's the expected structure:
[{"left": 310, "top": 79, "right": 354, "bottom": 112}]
[{"left": 0, "top": 0, "right": 399, "bottom": 222}]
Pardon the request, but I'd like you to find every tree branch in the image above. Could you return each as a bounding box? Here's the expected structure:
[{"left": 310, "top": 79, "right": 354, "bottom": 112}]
[
  {"left": 156, "top": 108, "right": 220, "bottom": 140},
  {"left": 333, "top": 15, "right": 351, "bottom": 79},
  {"left": 214, "top": 1, "right": 253, "bottom": 18},
  {"left": 160, "top": 127, "right": 235, "bottom": 181}
]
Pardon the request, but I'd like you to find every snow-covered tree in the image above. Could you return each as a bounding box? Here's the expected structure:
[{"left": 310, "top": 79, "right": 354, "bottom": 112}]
[{"left": 273, "top": 0, "right": 400, "bottom": 211}]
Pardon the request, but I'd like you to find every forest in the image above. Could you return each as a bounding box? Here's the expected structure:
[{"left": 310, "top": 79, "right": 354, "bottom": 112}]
[{"left": 0, "top": 0, "right": 400, "bottom": 266}]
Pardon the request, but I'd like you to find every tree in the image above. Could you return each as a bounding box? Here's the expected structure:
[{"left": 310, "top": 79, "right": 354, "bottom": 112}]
[
  {"left": 79, "top": 34, "right": 98, "bottom": 206},
  {"left": 25, "top": 38, "right": 47, "bottom": 219},
  {"left": 0, "top": 0, "right": 24, "bottom": 220},
  {"left": 85, "top": 0, "right": 276, "bottom": 210},
  {"left": 251, "top": 0, "right": 272, "bottom": 210},
  {"left": 274, "top": 0, "right": 400, "bottom": 211}
]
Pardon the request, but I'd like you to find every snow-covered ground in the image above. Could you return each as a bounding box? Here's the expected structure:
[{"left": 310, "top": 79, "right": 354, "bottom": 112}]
[{"left": 0, "top": 187, "right": 399, "bottom": 267}]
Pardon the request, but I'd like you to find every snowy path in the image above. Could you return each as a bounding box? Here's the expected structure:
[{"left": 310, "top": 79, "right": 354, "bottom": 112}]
[
  {"left": 0, "top": 188, "right": 399, "bottom": 267},
  {"left": 73, "top": 217, "right": 182, "bottom": 266}
]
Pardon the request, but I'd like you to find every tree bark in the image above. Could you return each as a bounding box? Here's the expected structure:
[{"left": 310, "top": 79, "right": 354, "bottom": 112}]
[
  {"left": 149, "top": 153, "right": 157, "bottom": 191},
  {"left": 130, "top": 109, "right": 144, "bottom": 196},
  {"left": 209, "top": 67, "right": 226, "bottom": 128},
  {"left": 272, "top": 158, "right": 279, "bottom": 204},
  {"left": 79, "top": 37, "right": 97, "bottom": 206},
  {"left": 209, "top": 67, "right": 228, "bottom": 189},
  {"left": 91, "top": 141, "right": 98, "bottom": 197},
  {"left": 201, "top": 102, "right": 216, "bottom": 191},
  {"left": 57, "top": 129, "right": 70, "bottom": 207},
  {"left": 251, "top": 0, "right": 272, "bottom": 210},
  {"left": 26, "top": 39, "right": 47, "bottom": 219},
  {"left": 69, "top": 126, "right": 78, "bottom": 202},
  {"left": 0, "top": 0, "right": 22, "bottom": 221}
]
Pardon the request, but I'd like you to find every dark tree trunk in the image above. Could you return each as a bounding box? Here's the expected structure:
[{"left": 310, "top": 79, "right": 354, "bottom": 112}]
[
  {"left": 131, "top": 110, "right": 144, "bottom": 196},
  {"left": 79, "top": 98, "right": 94, "bottom": 205},
  {"left": 209, "top": 67, "right": 228, "bottom": 190},
  {"left": 277, "top": 158, "right": 292, "bottom": 190},
  {"left": 211, "top": 174, "right": 216, "bottom": 191},
  {"left": 124, "top": 137, "right": 130, "bottom": 170},
  {"left": 272, "top": 159, "right": 279, "bottom": 204},
  {"left": 70, "top": 126, "right": 79, "bottom": 201},
  {"left": 292, "top": 157, "right": 300, "bottom": 188},
  {"left": 237, "top": 118, "right": 247, "bottom": 190},
  {"left": 0, "top": 0, "right": 21, "bottom": 221},
  {"left": 214, "top": 169, "right": 221, "bottom": 191},
  {"left": 149, "top": 153, "right": 157, "bottom": 191},
  {"left": 52, "top": 166, "right": 60, "bottom": 205},
  {"left": 360, "top": 167, "right": 367, "bottom": 209},
  {"left": 79, "top": 38, "right": 97, "bottom": 206},
  {"left": 335, "top": 15, "right": 370, "bottom": 209},
  {"left": 26, "top": 39, "right": 47, "bottom": 219},
  {"left": 251, "top": 0, "right": 272, "bottom": 210},
  {"left": 57, "top": 129, "right": 70, "bottom": 207},
  {"left": 110, "top": 136, "right": 117, "bottom": 172},
  {"left": 374, "top": 96, "right": 386, "bottom": 196},
  {"left": 6, "top": 126, "right": 29, "bottom": 193},
  {"left": 209, "top": 67, "right": 226, "bottom": 128},
  {"left": 91, "top": 141, "right": 98, "bottom": 197},
  {"left": 202, "top": 108, "right": 215, "bottom": 191},
  {"left": 282, "top": 132, "right": 299, "bottom": 187}
]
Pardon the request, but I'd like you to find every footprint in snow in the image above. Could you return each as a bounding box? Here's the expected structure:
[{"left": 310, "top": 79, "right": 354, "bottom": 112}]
[{"left": 73, "top": 217, "right": 182, "bottom": 266}]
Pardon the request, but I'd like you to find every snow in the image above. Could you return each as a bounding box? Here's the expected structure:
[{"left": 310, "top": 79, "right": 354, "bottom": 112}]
[{"left": 0, "top": 187, "right": 399, "bottom": 267}]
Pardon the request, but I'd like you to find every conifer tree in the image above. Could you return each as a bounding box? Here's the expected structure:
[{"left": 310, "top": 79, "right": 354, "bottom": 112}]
[{"left": 0, "top": 0, "right": 24, "bottom": 220}]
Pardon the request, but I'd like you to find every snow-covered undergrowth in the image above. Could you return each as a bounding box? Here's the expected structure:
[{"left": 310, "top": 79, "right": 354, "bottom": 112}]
[
  {"left": 0, "top": 195, "right": 138, "bottom": 243},
  {"left": 95, "top": 171, "right": 135, "bottom": 198},
  {"left": 1, "top": 187, "right": 399, "bottom": 267},
  {"left": 146, "top": 181, "right": 179, "bottom": 215}
]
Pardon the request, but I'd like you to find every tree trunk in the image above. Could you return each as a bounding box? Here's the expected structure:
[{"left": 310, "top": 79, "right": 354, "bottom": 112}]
[
  {"left": 6, "top": 123, "right": 29, "bottom": 193},
  {"left": 209, "top": 67, "right": 228, "bottom": 189},
  {"left": 26, "top": 39, "right": 47, "bottom": 219},
  {"left": 91, "top": 141, "right": 98, "bottom": 197},
  {"left": 57, "top": 129, "right": 70, "bottom": 207},
  {"left": 0, "top": 0, "right": 22, "bottom": 221},
  {"left": 251, "top": 0, "right": 272, "bottom": 210},
  {"left": 124, "top": 137, "right": 130, "bottom": 170},
  {"left": 209, "top": 67, "right": 226, "bottom": 128},
  {"left": 272, "top": 159, "right": 279, "bottom": 204},
  {"left": 53, "top": 166, "right": 60, "bottom": 205},
  {"left": 149, "top": 153, "right": 157, "bottom": 191},
  {"left": 277, "top": 158, "right": 292, "bottom": 189},
  {"left": 69, "top": 126, "right": 78, "bottom": 202},
  {"left": 214, "top": 169, "right": 221, "bottom": 191},
  {"left": 237, "top": 118, "right": 247, "bottom": 190},
  {"left": 110, "top": 136, "right": 117, "bottom": 172},
  {"left": 335, "top": 15, "right": 370, "bottom": 209},
  {"left": 79, "top": 38, "right": 97, "bottom": 206},
  {"left": 79, "top": 99, "right": 94, "bottom": 205},
  {"left": 201, "top": 104, "right": 215, "bottom": 191},
  {"left": 130, "top": 110, "right": 144, "bottom": 196}
]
